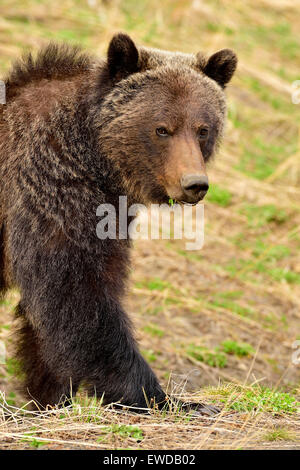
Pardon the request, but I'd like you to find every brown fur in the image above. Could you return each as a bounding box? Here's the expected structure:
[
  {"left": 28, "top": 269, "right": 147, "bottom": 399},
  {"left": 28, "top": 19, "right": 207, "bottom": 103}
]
[{"left": 0, "top": 34, "right": 237, "bottom": 411}]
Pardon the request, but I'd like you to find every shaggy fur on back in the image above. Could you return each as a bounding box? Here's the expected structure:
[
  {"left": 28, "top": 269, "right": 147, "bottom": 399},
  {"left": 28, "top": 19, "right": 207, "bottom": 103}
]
[{"left": 5, "top": 43, "right": 93, "bottom": 99}]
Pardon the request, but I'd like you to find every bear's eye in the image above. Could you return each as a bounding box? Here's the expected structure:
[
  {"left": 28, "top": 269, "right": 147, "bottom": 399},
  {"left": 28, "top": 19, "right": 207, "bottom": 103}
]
[
  {"left": 156, "top": 127, "right": 169, "bottom": 137},
  {"left": 198, "top": 127, "right": 209, "bottom": 140}
]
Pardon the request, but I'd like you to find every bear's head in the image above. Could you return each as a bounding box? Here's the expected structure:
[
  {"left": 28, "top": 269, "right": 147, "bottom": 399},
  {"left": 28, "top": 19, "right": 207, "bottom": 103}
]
[{"left": 97, "top": 33, "right": 237, "bottom": 206}]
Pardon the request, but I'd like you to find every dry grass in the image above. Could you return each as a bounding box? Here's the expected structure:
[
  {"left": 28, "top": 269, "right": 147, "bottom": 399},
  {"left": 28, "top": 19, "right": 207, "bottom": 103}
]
[
  {"left": 0, "top": 0, "right": 300, "bottom": 450},
  {"left": 1, "top": 388, "right": 299, "bottom": 450}
]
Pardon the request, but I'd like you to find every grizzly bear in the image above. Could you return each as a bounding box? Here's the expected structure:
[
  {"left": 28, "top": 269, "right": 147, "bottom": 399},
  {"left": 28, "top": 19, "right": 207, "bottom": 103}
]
[{"left": 0, "top": 33, "right": 237, "bottom": 414}]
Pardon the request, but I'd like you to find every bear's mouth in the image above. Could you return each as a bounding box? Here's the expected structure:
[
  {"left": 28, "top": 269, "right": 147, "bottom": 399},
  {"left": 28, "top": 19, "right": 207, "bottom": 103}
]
[
  {"left": 165, "top": 194, "right": 201, "bottom": 207},
  {"left": 167, "top": 197, "right": 199, "bottom": 207},
  {"left": 178, "top": 200, "right": 199, "bottom": 206}
]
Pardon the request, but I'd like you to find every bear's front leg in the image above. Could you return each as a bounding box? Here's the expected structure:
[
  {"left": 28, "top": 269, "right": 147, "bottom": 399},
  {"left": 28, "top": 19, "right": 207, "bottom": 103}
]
[
  {"left": 13, "top": 237, "right": 166, "bottom": 408},
  {"left": 17, "top": 296, "right": 167, "bottom": 409},
  {"left": 13, "top": 236, "right": 218, "bottom": 415},
  {"left": 18, "top": 290, "right": 218, "bottom": 413}
]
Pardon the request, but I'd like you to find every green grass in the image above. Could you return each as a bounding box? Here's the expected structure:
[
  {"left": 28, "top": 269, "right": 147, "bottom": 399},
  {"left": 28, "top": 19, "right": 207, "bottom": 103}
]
[
  {"left": 239, "top": 21, "right": 300, "bottom": 61},
  {"left": 135, "top": 278, "right": 172, "bottom": 291},
  {"left": 143, "top": 323, "right": 165, "bottom": 337},
  {"left": 141, "top": 349, "right": 159, "bottom": 363},
  {"left": 267, "top": 267, "right": 300, "bottom": 284},
  {"left": 222, "top": 340, "right": 254, "bottom": 357},
  {"left": 242, "top": 77, "right": 290, "bottom": 111},
  {"left": 232, "top": 389, "right": 299, "bottom": 414},
  {"left": 144, "top": 305, "right": 165, "bottom": 315},
  {"left": 251, "top": 240, "right": 290, "bottom": 260},
  {"left": 99, "top": 424, "right": 143, "bottom": 442},
  {"left": 29, "top": 438, "right": 49, "bottom": 449},
  {"left": 20, "top": 431, "right": 50, "bottom": 448},
  {"left": 241, "top": 204, "right": 288, "bottom": 227},
  {"left": 225, "top": 257, "right": 300, "bottom": 285},
  {"left": 0, "top": 391, "right": 17, "bottom": 407},
  {"left": 207, "top": 184, "right": 232, "bottom": 207},
  {"left": 206, "top": 384, "right": 299, "bottom": 414},
  {"left": 211, "top": 296, "right": 255, "bottom": 319},
  {"left": 216, "top": 290, "right": 244, "bottom": 300},
  {"left": 165, "top": 296, "right": 183, "bottom": 306},
  {"left": 5, "top": 357, "right": 22, "bottom": 377},
  {"left": 176, "top": 248, "right": 202, "bottom": 262},
  {"left": 186, "top": 344, "right": 227, "bottom": 368},
  {"left": 228, "top": 104, "right": 247, "bottom": 129},
  {"left": 263, "top": 427, "right": 296, "bottom": 442},
  {"left": 236, "top": 138, "right": 287, "bottom": 180},
  {"left": 0, "top": 299, "right": 16, "bottom": 313}
]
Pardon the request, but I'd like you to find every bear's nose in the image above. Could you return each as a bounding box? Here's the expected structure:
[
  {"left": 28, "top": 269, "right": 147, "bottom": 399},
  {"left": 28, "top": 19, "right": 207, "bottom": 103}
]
[{"left": 180, "top": 174, "right": 209, "bottom": 203}]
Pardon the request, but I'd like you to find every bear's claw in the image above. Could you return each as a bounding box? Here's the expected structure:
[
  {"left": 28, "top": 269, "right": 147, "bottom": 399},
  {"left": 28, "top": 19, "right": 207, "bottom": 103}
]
[{"left": 182, "top": 402, "right": 220, "bottom": 417}]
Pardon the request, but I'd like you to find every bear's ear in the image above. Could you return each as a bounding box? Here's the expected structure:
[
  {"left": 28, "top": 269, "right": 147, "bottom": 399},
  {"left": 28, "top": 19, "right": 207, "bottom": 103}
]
[
  {"left": 202, "top": 49, "right": 237, "bottom": 88},
  {"left": 107, "top": 33, "right": 140, "bottom": 82}
]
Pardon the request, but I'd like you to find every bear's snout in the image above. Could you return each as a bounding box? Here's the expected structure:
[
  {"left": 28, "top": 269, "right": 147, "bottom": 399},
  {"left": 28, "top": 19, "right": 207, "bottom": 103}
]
[{"left": 180, "top": 174, "right": 209, "bottom": 204}]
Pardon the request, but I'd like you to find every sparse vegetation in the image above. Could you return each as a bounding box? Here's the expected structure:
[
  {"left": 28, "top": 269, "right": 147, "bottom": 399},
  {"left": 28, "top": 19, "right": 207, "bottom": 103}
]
[
  {"left": 186, "top": 344, "right": 228, "bottom": 368},
  {"left": 202, "top": 384, "right": 299, "bottom": 414},
  {"left": 207, "top": 184, "right": 233, "bottom": 207},
  {"left": 263, "top": 427, "right": 296, "bottom": 442},
  {"left": 221, "top": 340, "right": 254, "bottom": 357}
]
